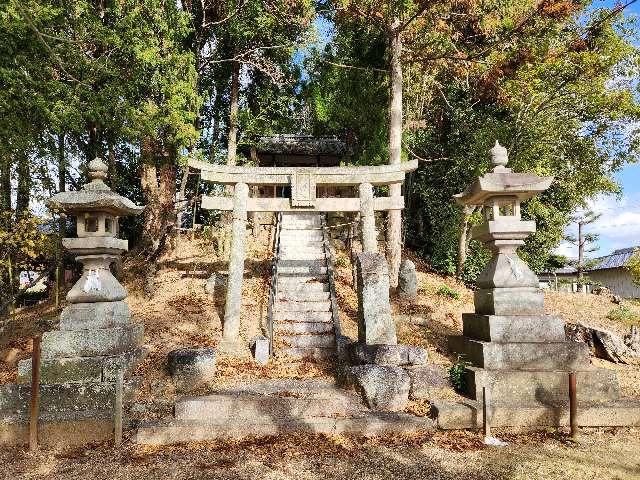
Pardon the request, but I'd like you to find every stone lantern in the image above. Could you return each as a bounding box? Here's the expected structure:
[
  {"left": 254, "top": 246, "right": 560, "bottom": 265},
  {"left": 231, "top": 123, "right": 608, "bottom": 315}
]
[
  {"left": 454, "top": 141, "right": 553, "bottom": 315},
  {"left": 446, "top": 141, "right": 622, "bottom": 427},
  {"left": 18, "top": 158, "right": 145, "bottom": 385}
]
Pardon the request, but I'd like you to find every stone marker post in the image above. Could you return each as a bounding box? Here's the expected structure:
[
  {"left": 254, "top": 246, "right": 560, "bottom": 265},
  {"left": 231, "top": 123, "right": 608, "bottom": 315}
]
[
  {"left": 221, "top": 182, "right": 249, "bottom": 354},
  {"left": 359, "top": 183, "right": 377, "bottom": 253},
  {"left": 356, "top": 252, "right": 397, "bottom": 345}
]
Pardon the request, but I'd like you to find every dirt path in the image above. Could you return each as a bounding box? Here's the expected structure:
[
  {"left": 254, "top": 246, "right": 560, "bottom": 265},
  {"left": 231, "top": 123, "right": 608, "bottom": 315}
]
[{"left": 2, "top": 429, "right": 638, "bottom": 480}]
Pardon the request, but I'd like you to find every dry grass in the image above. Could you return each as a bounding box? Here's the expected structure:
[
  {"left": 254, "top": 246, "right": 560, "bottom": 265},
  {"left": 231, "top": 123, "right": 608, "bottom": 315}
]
[{"left": 1, "top": 428, "right": 639, "bottom": 479}]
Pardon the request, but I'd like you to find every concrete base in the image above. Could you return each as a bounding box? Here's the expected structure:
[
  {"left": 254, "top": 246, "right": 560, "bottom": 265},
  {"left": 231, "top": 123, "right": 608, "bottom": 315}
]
[
  {"left": 474, "top": 287, "right": 544, "bottom": 315},
  {"left": 462, "top": 314, "right": 565, "bottom": 342},
  {"left": 448, "top": 336, "right": 590, "bottom": 370},
  {"left": 41, "top": 324, "right": 144, "bottom": 359},
  {"left": 462, "top": 366, "right": 620, "bottom": 404},
  {"left": 0, "top": 417, "right": 116, "bottom": 447},
  {"left": 17, "top": 347, "right": 147, "bottom": 384},
  {"left": 433, "top": 399, "right": 640, "bottom": 430}
]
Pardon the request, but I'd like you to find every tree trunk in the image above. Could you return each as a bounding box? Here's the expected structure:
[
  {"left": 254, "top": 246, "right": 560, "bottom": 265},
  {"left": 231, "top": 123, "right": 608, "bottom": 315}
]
[
  {"left": 457, "top": 206, "right": 476, "bottom": 277},
  {"left": 227, "top": 60, "right": 240, "bottom": 167},
  {"left": 0, "top": 155, "right": 11, "bottom": 212},
  {"left": 56, "top": 133, "right": 66, "bottom": 304},
  {"left": 577, "top": 221, "right": 584, "bottom": 287},
  {"left": 16, "top": 152, "right": 31, "bottom": 216},
  {"left": 386, "top": 18, "right": 403, "bottom": 289},
  {"left": 107, "top": 142, "right": 117, "bottom": 188}
]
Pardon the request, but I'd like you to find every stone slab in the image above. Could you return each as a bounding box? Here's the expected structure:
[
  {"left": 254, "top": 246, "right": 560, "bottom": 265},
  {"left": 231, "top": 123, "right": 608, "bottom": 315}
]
[
  {"left": 16, "top": 347, "right": 147, "bottom": 384},
  {"left": 273, "top": 311, "right": 332, "bottom": 322},
  {"left": 275, "top": 321, "right": 334, "bottom": 334},
  {"left": 345, "top": 365, "right": 410, "bottom": 411},
  {"left": 348, "top": 343, "right": 428, "bottom": 367},
  {"left": 462, "top": 314, "right": 565, "bottom": 342},
  {"left": 448, "top": 336, "right": 590, "bottom": 370},
  {"left": 175, "top": 393, "right": 363, "bottom": 421},
  {"left": 474, "top": 287, "right": 544, "bottom": 315},
  {"left": 0, "top": 381, "right": 138, "bottom": 419},
  {"left": 40, "top": 324, "right": 143, "bottom": 359},
  {"left": 135, "top": 413, "right": 434, "bottom": 445},
  {"left": 433, "top": 399, "right": 640, "bottom": 430},
  {"left": 0, "top": 417, "right": 115, "bottom": 447},
  {"left": 462, "top": 366, "right": 620, "bottom": 403},
  {"left": 279, "top": 347, "right": 335, "bottom": 362},
  {"left": 279, "top": 333, "right": 335, "bottom": 348},
  {"left": 406, "top": 365, "right": 451, "bottom": 400},
  {"left": 59, "top": 301, "right": 132, "bottom": 330},
  {"left": 275, "top": 301, "right": 331, "bottom": 312}
]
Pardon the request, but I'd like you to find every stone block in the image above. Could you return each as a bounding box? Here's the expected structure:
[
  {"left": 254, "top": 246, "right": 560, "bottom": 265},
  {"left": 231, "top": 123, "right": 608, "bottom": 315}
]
[
  {"left": 348, "top": 343, "right": 428, "bottom": 367},
  {"left": 253, "top": 336, "right": 270, "bottom": 365},
  {"left": 448, "top": 336, "right": 590, "bottom": 370},
  {"left": 40, "top": 324, "right": 143, "bottom": 359},
  {"left": 406, "top": 365, "right": 450, "bottom": 400},
  {"left": 17, "top": 357, "right": 103, "bottom": 384},
  {"left": 462, "top": 366, "right": 620, "bottom": 404},
  {"left": 474, "top": 287, "right": 544, "bottom": 315},
  {"left": 59, "top": 301, "right": 131, "bottom": 330},
  {"left": 356, "top": 253, "right": 397, "bottom": 345},
  {"left": 168, "top": 348, "right": 216, "bottom": 391},
  {"left": 397, "top": 259, "right": 417, "bottom": 300},
  {"left": 462, "top": 314, "right": 565, "bottom": 343},
  {"left": 346, "top": 365, "right": 410, "bottom": 411}
]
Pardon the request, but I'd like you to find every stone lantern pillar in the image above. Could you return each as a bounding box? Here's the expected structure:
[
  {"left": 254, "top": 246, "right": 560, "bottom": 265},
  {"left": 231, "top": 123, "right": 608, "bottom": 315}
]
[
  {"left": 18, "top": 158, "right": 145, "bottom": 384},
  {"left": 447, "top": 142, "right": 621, "bottom": 422}
]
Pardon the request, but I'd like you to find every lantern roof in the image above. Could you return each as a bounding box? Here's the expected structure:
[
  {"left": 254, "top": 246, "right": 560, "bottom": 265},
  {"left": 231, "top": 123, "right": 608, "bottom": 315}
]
[
  {"left": 454, "top": 141, "right": 554, "bottom": 206},
  {"left": 46, "top": 158, "right": 143, "bottom": 216}
]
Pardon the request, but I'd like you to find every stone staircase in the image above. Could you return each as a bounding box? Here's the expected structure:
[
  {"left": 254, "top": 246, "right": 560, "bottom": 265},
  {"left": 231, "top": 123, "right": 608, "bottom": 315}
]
[
  {"left": 272, "top": 213, "right": 338, "bottom": 362},
  {"left": 135, "top": 379, "right": 433, "bottom": 444}
]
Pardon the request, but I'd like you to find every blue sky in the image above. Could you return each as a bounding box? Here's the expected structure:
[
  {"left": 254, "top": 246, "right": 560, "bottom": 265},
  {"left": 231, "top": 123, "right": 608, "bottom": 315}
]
[{"left": 556, "top": 0, "right": 640, "bottom": 259}]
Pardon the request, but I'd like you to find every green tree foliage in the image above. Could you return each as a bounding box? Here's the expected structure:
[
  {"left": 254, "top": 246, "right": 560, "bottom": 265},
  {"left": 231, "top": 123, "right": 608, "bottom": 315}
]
[{"left": 306, "top": 1, "right": 640, "bottom": 277}]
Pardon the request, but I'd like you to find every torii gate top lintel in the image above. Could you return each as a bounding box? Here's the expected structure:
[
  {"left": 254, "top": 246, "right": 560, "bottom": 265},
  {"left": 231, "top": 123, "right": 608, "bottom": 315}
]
[{"left": 189, "top": 159, "right": 418, "bottom": 213}]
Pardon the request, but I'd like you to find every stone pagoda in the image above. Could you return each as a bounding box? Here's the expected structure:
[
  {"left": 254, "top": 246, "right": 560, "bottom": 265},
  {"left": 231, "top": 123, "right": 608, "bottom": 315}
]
[
  {"left": 448, "top": 141, "right": 622, "bottom": 426},
  {"left": 18, "top": 157, "right": 145, "bottom": 389}
]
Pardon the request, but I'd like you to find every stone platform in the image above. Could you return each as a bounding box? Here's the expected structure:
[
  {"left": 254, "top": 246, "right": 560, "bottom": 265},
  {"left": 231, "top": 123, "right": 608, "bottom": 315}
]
[{"left": 135, "top": 379, "right": 435, "bottom": 444}]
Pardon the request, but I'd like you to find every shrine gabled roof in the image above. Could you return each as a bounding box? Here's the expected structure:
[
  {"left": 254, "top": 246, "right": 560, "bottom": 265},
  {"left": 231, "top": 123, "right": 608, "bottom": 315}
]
[{"left": 247, "top": 134, "right": 346, "bottom": 156}]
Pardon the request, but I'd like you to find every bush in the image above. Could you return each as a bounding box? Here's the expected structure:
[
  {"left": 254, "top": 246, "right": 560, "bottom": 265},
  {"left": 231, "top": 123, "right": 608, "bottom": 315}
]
[
  {"left": 437, "top": 284, "right": 460, "bottom": 300},
  {"left": 606, "top": 306, "right": 640, "bottom": 325},
  {"left": 448, "top": 356, "right": 470, "bottom": 391}
]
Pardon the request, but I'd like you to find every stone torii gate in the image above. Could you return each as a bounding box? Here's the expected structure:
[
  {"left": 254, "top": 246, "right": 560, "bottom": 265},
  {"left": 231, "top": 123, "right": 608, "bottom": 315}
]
[{"left": 189, "top": 159, "right": 418, "bottom": 353}]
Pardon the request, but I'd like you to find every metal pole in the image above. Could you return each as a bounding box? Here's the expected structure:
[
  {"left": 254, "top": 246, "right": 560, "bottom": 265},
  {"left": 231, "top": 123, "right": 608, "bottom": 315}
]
[
  {"left": 29, "top": 336, "right": 41, "bottom": 452},
  {"left": 569, "top": 372, "right": 578, "bottom": 441},
  {"left": 482, "top": 385, "right": 491, "bottom": 439},
  {"left": 114, "top": 370, "right": 124, "bottom": 447}
]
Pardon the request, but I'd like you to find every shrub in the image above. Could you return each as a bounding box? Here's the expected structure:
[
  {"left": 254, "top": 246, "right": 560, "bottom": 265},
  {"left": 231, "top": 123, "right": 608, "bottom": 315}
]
[
  {"left": 437, "top": 284, "right": 460, "bottom": 300},
  {"left": 448, "top": 356, "right": 470, "bottom": 391}
]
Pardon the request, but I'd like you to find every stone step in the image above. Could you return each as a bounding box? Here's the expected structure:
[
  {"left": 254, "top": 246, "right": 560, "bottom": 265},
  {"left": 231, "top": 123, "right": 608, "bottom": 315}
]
[
  {"left": 174, "top": 393, "right": 360, "bottom": 421},
  {"left": 279, "top": 240, "right": 325, "bottom": 248},
  {"left": 462, "top": 366, "right": 620, "bottom": 404},
  {"left": 280, "top": 248, "right": 326, "bottom": 256},
  {"left": 433, "top": 399, "right": 640, "bottom": 430},
  {"left": 448, "top": 336, "right": 590, "bottom": 371},
  {"left": 278, "top": 291, "right": 330, "bottom": 302},
  {"left": 275, "top": 321, "right": 334, "bottom": 334},
  {"left": 278, "top": 346, "right": 336, "bottom": 361},
  {"left": 135, "top": 412, "right": 435, "bottom": 445},
  {"left": 278, "top": 265, "right": 328, "bottom": 275},
  {"left": 280, "top": 232, "right": 324, "bottom": 241},
  {"left": 40, "top": 324, "right": 144, "bottom": 359},
  {"left": 277, "top": 259, "right": 327, "bottom": 269},
  {"left": 277, "top": 282, "right": 329, "bottom": 293},
  {"left": 273, "top": 311, "right": 333, "bottom": 322},
  {"left": 275, "top": 300, "right": 331, "bottom": 312},
  {"left": 281, "top": 224, "right": 322, "bottom": 231},
  {"left": 280, "top": 253, "right": 327, "bottom": 261},
  {"left": 278, "top": 274, "right": 328, "bottom": 283},
  {"left": 462, "top": 314, "right": 566, "bottom": 343},
  {"left": 279, "top": 333, "right": 335, "bottom": 348}
]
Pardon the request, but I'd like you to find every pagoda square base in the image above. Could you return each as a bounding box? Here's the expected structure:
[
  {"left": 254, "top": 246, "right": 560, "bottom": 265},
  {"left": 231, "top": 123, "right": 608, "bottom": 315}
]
[{"left": 474, "top": 287, "right": 544, "bottom": 315}]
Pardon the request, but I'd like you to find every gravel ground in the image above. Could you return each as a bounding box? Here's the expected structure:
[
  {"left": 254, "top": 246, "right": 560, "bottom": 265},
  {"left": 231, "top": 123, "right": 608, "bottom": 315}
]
[{"left": 2, "top": 429, "right": 639, "bottom": 480}]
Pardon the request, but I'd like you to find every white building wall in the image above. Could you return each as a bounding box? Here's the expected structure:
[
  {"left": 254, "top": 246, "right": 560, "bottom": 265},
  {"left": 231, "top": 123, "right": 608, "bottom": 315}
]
[{"left": 588, "top": 268, "right": 640, "bottom": 298}]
